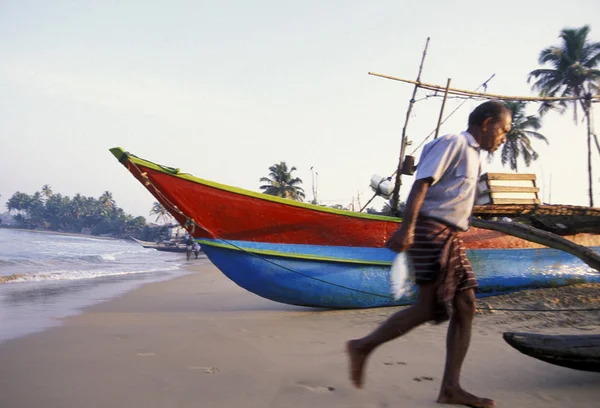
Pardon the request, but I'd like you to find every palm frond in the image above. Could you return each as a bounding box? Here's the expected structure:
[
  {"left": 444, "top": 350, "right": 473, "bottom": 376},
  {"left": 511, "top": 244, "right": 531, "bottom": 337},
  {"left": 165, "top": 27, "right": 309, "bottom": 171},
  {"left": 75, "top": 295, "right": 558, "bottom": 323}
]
[{"left": 522, "top": 130, "right": 549, "bottom": 142}]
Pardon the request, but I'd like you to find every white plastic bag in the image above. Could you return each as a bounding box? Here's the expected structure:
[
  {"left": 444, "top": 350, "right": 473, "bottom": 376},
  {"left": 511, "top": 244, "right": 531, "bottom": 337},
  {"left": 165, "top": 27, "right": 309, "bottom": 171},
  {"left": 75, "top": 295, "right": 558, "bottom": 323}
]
[{"left": 389, "top": 252, "right": 413, "bottom": 300}]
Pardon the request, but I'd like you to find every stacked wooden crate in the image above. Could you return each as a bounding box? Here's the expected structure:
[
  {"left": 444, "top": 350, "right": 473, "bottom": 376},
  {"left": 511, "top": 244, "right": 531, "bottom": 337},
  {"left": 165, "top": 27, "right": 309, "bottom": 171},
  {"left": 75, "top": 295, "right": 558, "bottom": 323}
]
[{"left": 475, "top": 173, "right": 540, "bottom": 205}]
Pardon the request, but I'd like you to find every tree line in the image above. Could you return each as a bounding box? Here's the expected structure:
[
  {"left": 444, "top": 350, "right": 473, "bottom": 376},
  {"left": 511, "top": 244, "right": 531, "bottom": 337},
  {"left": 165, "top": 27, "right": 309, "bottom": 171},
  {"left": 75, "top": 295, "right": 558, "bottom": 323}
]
[{"left": 4, "top": 185, "right": 146, "bottom": 236}]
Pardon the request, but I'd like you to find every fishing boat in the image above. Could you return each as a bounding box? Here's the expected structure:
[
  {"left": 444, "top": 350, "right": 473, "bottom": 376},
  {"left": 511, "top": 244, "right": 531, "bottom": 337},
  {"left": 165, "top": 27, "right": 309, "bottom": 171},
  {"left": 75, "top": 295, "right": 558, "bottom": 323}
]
[
  {"left": 503, "top": 332, "right": 600, "bottom": 373},
  {"left": 110, "top": 147, "right": 600, "bottom": 308},
  {"left": 130, "top": 237, "right": 188, "bottom": 253}
]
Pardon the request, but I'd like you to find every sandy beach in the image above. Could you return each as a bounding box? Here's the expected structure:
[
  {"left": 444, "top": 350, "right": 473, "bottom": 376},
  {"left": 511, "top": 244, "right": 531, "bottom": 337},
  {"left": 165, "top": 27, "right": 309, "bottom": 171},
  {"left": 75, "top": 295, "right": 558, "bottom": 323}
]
[{"left": 0, "top": 261, "right": 599, "bottom": 408}]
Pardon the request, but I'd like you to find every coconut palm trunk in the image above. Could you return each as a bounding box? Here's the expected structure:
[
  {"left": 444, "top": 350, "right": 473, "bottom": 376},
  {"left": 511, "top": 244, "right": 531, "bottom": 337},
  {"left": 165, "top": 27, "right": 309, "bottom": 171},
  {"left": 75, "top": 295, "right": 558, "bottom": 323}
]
[{"left": 584, "top": 96, "right": 594, "bottom": 206}]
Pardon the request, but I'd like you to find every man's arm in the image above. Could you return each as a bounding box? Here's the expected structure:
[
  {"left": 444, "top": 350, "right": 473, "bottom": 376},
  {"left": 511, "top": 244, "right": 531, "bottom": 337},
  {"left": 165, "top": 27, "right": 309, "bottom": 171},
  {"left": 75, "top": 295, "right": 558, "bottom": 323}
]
[{"left": 385, "top": 178, "right": 431, "bottom": 253}]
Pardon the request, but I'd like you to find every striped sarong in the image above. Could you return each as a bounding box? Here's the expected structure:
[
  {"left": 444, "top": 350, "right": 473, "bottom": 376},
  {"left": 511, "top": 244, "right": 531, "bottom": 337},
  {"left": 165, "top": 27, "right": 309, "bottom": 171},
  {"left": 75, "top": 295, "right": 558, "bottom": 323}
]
[{"left": 407, "top": 216, "right": 478, "bottom": 323}]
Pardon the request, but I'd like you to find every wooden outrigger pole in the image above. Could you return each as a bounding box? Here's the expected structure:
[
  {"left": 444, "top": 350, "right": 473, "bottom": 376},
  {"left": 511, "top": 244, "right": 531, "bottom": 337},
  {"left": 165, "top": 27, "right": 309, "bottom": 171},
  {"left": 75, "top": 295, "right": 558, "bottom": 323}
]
[
  {"left": 369, "top": 72, "right": 600, "bottom": 103},
  {"left": 390, "top": 37, "right": 430, "bottom": 214},
  {"left": 434, "top": 78, "right": 452, "bottom": 139}
]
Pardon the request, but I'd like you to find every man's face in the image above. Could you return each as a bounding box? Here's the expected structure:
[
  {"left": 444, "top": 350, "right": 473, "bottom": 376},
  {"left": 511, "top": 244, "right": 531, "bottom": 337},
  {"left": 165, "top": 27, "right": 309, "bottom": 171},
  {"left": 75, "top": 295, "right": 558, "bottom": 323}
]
[{"left": 480, "top": 113, "right": 511, "bottom": 153}]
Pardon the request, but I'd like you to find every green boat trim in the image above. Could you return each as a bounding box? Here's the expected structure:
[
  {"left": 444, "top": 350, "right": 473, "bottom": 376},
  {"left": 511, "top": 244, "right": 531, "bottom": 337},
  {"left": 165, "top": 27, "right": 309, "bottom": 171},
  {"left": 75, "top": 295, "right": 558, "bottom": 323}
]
[{"left": 196, "top": 239, "right": 392, "bottom": 266}]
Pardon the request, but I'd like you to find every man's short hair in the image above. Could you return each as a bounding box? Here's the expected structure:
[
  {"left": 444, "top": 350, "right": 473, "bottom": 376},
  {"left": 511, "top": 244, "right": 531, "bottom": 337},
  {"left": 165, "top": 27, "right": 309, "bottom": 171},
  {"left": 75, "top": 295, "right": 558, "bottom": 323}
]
[{"left": 468, "top": 101, "right": 511, "bottom": 127}]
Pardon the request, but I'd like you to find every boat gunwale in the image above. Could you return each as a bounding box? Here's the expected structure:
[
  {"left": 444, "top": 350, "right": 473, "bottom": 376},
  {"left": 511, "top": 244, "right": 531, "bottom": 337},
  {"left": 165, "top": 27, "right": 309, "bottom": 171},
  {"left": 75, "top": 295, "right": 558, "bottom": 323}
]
[{"left": 110, "top": 147, "right": 402, "bottom": 223}]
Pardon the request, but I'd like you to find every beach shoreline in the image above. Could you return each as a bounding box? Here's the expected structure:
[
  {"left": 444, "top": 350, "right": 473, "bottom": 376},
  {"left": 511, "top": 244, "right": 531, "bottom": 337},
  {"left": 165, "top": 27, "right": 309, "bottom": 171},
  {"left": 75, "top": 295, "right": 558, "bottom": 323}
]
[{"left": 0, "top": 261, "right": 599, "bottom": 408}]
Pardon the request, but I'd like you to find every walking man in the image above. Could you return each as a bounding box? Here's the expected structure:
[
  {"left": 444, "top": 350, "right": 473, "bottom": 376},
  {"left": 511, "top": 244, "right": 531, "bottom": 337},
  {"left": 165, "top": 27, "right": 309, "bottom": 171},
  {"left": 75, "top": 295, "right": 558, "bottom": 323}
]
[{"left": 346, "top": 101, "right": 511, "bottom": 408}]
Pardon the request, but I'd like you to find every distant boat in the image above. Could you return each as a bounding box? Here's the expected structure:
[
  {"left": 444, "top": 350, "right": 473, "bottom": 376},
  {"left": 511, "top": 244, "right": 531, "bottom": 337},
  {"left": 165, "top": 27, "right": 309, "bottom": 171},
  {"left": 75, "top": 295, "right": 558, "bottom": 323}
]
[
  {"left": 503, "top": 332, "right": 600, "bottom": 373},
  {"left": 111, "top": 147, "right": 600, "bottom": 309},
  {"left": 131, "top": 237, "right": 188, "bottom": 253}
]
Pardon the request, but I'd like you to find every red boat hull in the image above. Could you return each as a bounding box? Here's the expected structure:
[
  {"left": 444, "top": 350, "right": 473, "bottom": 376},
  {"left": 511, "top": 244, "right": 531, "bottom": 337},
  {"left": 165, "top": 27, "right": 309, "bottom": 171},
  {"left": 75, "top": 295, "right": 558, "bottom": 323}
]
[{"left": 114, "top": 149, "right": 600, "bottom": 250}]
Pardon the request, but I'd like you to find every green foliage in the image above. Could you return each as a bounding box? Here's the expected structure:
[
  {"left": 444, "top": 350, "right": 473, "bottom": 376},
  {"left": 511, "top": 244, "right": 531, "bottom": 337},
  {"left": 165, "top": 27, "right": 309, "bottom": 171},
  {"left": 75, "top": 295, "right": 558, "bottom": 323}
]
[
  {"left": 5, "top": 186, "right": 146, "bottom": 237},
  {"left": 488, "top": 101, "right": 549, "bottom": 172},
  {"left": 149, "top": 201, "right": 173, "bottom": 224},
  {"left": 528, "top": 25, "right": 600, "bottom": 120},
  {"left": 259, "top": 161, "right": 306, "bottom": 201}
]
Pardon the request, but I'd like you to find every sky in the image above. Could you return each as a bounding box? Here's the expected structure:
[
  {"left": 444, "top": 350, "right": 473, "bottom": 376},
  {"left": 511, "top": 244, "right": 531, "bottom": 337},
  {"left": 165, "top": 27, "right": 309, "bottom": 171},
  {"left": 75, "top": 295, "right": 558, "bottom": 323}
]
[{"left": 1, "top": 0, "right": 600, "bottom": 220}]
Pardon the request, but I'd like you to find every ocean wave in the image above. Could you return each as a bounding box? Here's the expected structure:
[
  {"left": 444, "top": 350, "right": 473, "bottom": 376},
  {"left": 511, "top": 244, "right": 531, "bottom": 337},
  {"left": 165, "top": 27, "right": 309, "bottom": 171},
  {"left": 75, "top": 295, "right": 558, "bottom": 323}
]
[
  {"left": 0, "top": 254, "right": 111, "bottom": 268},
  {"left": 1, "top": 264, "right": 182, "bottom": 284},
  {"left": 0, "top": 258, "right": 40, "bottom": 267}
]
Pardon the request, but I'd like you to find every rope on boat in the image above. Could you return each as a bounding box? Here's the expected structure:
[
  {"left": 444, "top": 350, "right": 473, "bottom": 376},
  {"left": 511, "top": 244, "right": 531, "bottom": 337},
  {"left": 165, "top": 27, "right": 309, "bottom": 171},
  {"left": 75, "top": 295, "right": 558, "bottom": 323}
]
[{"left": 124, "top": 157, "right": 600, "bottom": 313}]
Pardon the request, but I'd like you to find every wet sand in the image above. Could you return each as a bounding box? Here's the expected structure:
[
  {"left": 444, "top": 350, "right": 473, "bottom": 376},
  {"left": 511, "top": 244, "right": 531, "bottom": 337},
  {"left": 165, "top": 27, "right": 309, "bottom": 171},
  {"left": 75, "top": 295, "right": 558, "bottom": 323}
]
[{"left": 0, "top": 262, "right": 599, "bottom": 408}]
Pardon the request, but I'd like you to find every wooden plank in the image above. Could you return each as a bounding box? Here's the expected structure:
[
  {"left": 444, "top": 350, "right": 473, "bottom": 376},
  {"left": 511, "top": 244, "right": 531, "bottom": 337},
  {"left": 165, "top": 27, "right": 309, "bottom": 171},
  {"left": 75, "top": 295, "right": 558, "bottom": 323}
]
[
  {"left": 488, "top": 180, "right": 537, "bottom": 187},
  {"left": 485, "top": 193, "right": 538, "bottom": 200},
  {"left": 481, "top": 173, "right": 537, "bottom": 181},
  {"left": 480, "top": 186, "right": 540, "bottom": 193},
  {"left": 488, "top": 179, "right": 536, "bottom": 187},
  {"left": 485, "top": 198, "right": 540, "bottom": 205}
]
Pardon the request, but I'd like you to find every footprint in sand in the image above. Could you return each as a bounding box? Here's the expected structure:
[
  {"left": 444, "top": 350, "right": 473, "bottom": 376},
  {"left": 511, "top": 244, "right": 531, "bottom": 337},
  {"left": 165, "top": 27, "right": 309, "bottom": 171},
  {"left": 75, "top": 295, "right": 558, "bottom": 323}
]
[
  {"left": 295, "top": 382, "right": 335, "bottom": 392},
  {"left": 189, "top": 366, "right": 219, "bottom": 374}
]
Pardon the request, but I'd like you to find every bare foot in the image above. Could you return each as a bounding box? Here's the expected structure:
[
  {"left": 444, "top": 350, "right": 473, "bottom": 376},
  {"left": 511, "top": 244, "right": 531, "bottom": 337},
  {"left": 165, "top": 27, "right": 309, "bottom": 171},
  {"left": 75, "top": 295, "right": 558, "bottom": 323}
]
[
  {"left": 346, "top": 340, "right": 369, "bottom": 389},
  {"left": 437, "top": 385, "right": 495, "bottom": 408}
]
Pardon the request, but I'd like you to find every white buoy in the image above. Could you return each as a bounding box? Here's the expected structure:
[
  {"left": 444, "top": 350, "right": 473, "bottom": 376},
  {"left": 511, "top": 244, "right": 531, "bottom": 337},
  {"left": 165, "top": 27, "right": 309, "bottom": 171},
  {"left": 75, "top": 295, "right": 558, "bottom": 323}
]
[{"left": 369, "top": 174, "right": 394, "bottom": 199}]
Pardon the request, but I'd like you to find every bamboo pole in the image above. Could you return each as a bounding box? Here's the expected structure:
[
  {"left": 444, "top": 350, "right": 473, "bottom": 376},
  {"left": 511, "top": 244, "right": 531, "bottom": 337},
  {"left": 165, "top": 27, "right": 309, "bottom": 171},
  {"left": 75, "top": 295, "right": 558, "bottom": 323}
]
[
  {"left": 390, "top": 37, "right": 430, "bottom": 214},
  {"left": 434, "top": 78, "right": 452, "bottom": 139},
  {"left": 368, "top": 72, "right": 600, "bottom": 103}
]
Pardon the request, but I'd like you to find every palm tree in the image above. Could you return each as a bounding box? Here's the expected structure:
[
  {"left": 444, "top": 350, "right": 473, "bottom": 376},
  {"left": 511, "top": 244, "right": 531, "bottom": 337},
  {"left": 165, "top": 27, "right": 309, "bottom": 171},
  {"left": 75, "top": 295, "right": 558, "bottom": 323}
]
[
  {"left": 259, "top": 162, "right": 305, "bottom": 201},
  {"left": 488, "top": 101, "right": 548, "bottom": 172},
  {"left": 149, "top": 201, "right": 173, "bottom": 224},
  {"left": 99, "top": 191, "right": 116, "bottom": 211},
  {"left": 41, "top": 184, "right": 53, "bottom": 200},
  {"left": 6, "top": 192, "right": 32, "bottom": 214},
  {"left": 528, "top": 25, "right": 600, "bottom": 206},
  {"left": 70, "top": 193, "right": 86, "bottom": 219}
]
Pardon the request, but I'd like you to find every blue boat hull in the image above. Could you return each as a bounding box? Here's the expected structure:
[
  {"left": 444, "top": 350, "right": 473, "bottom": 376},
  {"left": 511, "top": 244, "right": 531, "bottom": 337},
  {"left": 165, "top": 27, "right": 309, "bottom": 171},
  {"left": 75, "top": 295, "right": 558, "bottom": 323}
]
[{"left": 198, "top": 240, "right": 600, "bottom": 309}]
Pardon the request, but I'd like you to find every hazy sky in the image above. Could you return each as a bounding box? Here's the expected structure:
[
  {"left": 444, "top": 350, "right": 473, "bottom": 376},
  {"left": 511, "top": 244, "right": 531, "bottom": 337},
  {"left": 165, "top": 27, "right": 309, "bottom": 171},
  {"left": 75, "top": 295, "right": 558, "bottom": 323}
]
[{"left": 2, "top": 0, "right": 600, "bottom": 219}]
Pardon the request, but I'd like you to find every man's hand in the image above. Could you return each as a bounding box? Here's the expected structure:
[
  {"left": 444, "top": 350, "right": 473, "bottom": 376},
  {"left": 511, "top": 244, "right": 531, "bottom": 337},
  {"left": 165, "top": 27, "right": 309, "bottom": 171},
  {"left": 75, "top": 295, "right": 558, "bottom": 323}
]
[
  {"left": 385, "top": 179, "right": 429, "bottom": 253},
  {"left": 385, "top": 225, "right": 414, "bottom": 253}
]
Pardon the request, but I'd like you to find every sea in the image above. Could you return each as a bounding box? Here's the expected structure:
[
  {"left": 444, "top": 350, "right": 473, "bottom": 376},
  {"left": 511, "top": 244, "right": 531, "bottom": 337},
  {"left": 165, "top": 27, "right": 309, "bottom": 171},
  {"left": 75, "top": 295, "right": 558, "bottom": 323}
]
[{"left": 0, "top": 228, "right": 190, "bottom": 344}]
